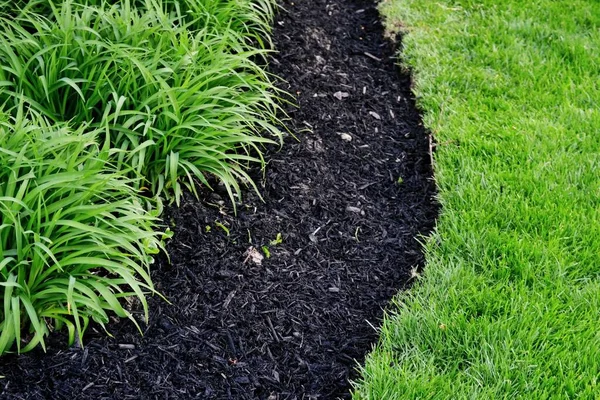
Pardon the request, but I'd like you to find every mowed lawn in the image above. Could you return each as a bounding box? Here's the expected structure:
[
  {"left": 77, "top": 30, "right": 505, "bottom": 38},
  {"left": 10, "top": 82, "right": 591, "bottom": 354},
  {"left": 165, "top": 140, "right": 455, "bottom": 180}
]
[{"left": 354, "top": 0, "right": 600, "bottom": 398}]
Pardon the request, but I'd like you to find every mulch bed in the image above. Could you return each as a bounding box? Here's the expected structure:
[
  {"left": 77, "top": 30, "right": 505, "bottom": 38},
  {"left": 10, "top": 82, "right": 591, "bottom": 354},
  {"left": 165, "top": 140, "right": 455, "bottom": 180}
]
[{"left": 0, "top": 0, "right": 437, "bottom": 398}]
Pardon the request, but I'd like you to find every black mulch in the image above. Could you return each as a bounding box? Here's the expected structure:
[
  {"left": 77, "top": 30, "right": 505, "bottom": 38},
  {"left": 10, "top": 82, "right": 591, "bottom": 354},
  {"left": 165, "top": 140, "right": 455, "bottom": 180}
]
[{"left": 0, "top": 0, "right": 438, "bottom": 398}]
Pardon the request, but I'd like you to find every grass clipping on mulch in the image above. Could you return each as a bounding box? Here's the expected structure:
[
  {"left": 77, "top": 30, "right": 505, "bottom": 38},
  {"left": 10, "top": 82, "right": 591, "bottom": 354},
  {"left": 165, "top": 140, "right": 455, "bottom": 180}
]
[{"left": 0, "top": 0, "right": 285, "bottom": 355}]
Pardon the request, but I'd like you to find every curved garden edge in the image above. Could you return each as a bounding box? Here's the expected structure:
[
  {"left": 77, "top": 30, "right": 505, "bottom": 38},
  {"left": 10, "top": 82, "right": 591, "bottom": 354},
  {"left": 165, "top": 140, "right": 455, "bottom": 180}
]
[
  {"left": 0, "top": 0, "right": 438, "bottom": 399},
  {"left": 354, "top": 0, "right": 600, "bottom": 398}
]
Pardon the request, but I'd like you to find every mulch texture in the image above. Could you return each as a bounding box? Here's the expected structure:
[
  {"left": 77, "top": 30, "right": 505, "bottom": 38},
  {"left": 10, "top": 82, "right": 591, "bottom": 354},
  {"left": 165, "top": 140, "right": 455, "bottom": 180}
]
[{"left": 0, "top": 0, "right": 437, "bottom": 398}]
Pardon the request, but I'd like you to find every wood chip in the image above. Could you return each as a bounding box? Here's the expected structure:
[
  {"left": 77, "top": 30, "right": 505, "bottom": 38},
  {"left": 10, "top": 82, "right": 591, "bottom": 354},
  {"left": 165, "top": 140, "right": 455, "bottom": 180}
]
[
  {"left": 333, "top": 91, "right": 349, "bottom": 100},
  {"left": 266, "top": 316, "right": 280, "bottom": 342},
  {"left": 223, "top": 290, "right": 236, "bottom": 309},
  {"left": 363, "top": 52, "right": 382, "bottom": 62},
  {"left": 345, "top": 206, "right": 362, "bottom": 214},
  {"left": 243, "top": 247, "right": 264, "bottom": 265},
  {"left": 337, "top": 132, "right": 352, "bottom": 141},
  {"left": 82, "top": 383, "right": 94, "bottom": 392},
  {"left": 369, "top": 111, "right": 381, "bottom": 120}
]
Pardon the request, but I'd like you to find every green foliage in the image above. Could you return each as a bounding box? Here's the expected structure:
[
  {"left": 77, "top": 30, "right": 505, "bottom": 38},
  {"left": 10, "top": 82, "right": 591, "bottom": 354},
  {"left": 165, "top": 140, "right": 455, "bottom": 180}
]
[
  {"left": 354, "top": 0, "right": 600, "bottom": 398},
  {"left": 0, "top": 0, "right": 276, "bottom": 49},
  {"left": 261, "top": 245, "right": 270, "bottom": 258},
  {"left": 0, "top": 0, "right": 283, "bottom": 354},
  {"left": 269, "top": 232, "right": 282, "bottom": 246},
  {"left": 0, "top": 108, "right": 164, "bottom": 354},
  {"left": 0, "top": 0, "right": 284, "bottom": 206}
]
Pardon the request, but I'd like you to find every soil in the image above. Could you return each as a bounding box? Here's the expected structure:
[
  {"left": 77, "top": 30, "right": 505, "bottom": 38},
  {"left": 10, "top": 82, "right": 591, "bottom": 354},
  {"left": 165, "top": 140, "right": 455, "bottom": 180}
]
[{"left": 0, "top": 0, "right": 437, "bottom": 399}]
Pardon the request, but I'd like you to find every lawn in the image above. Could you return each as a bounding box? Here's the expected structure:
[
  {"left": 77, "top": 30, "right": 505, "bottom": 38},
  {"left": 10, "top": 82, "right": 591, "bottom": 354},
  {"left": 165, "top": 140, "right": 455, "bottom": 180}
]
[
  {"left": 2, "top": 0, "right": 598, "bottom": 397},
  {"left": 354, "top": 0, "right": 600, "bottom": 398}
]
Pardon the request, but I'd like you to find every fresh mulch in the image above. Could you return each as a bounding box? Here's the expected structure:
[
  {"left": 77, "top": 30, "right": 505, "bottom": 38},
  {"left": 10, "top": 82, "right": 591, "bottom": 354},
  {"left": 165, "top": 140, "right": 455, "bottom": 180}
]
[{"left": 0, "top": 0, "right": 437, "bottom": 398}]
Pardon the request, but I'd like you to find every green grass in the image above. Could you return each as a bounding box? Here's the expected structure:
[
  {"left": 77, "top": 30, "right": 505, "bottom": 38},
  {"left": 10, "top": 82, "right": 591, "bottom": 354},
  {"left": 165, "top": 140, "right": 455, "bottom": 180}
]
[{"left": 353, "top": 0, "right": 600, "bottom": 398}]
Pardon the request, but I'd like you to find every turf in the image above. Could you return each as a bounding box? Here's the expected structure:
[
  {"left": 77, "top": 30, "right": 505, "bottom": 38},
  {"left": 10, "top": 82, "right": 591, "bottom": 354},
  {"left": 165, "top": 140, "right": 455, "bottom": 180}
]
[{"left": 353, "top": 0, "right": 600, "bottom": 398}]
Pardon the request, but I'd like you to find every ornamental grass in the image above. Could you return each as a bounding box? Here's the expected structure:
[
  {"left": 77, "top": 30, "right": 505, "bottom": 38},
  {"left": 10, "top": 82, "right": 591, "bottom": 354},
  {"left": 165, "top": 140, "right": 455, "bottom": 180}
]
[
  {"left": 0, "top": 0, "right": 284, "bottom": 205},
  {"left": 0, "top": 107, "right": 165, "bottom": 354},
  {"left": 0, "top": 0, "right": 283, "bottom": 354}
]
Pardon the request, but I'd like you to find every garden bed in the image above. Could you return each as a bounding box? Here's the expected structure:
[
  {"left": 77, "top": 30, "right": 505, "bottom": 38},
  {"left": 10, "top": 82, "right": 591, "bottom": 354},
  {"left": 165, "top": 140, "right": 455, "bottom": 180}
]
[{"left": 0, "top": 0, "right": 436, "bottom": 398}]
